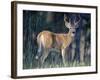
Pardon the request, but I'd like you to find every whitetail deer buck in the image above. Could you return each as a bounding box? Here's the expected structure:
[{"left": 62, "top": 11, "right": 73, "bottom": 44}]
[{"left": 35, "top": 14, "right": 81, "bottom": 66}]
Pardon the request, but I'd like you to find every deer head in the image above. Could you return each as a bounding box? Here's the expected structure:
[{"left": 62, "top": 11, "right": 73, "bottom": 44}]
[{"left": 64, "top": 14, "right": 81, "bottom": 36}]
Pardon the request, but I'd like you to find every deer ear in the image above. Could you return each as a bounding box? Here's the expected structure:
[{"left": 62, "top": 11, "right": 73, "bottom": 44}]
[
  {"left": 65, "top": 21, "right": 71, "bottom": 29},
  {"left": 64, "top": 14, "right": 68, "bottom": 23},
  {"left": 64, "top": 14, "right": 68, "bottom": 22},
  {"left": 64, "top": 14, "right": 71, "bottom": 24},
  {"left": 64, "top": 14, "right": 71, "bottom": 28}
]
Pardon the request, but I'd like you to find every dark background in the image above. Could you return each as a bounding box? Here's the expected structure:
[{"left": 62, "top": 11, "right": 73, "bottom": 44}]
[{"left": 23, "top": 10, "right": 91, "bottom": 69}]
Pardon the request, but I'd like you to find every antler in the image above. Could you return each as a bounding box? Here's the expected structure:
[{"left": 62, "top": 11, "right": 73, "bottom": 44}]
[{"left": 74, "top": 15, "right": 81, "bottom": 27}]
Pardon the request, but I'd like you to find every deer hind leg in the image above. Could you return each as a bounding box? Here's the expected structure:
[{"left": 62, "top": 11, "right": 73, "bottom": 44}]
[
  {"left": 61, "top": 48, "right": 66, "bottom": 66},
  {"left": 36, "top": 42, "right": 43, "bottom": 60},
  {"left": 40, "top": 49, "right": 49, "bottom": 67}
]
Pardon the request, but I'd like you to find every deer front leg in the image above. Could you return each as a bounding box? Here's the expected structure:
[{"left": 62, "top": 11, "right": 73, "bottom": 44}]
[{"left": 61, "top": 48, "right": 66, "bottom": 66}]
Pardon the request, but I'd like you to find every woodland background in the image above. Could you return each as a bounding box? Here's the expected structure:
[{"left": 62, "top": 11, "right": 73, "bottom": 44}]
[{"left": 23, "top": 10, "right": 91, "bottom": 69}]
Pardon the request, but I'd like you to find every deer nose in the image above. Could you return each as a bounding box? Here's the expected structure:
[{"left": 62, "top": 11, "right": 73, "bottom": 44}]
[{"left": 72, "top": 32, "right": 75, "bottom": 34}]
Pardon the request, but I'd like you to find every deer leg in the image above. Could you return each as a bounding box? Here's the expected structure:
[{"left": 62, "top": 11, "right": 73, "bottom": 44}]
[
  {"left": 40, "top": 49, "right": 49, "bottom": 67},
  {"left": 61, "top": 48, "right": 66, "bottom": 66}
]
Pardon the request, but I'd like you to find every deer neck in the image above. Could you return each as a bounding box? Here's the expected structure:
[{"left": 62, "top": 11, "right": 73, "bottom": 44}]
[
  {"left": 65, "top": 30, "right": 74, "bottom": 41},
  {"left": 67, "top": 30, "right": 73, "bottom": 37},
  {"left": 61, "top": 31, "right": 73, "bottom": 49}
]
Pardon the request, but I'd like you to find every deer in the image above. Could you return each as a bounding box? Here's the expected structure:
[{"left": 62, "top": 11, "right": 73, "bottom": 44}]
[{"left": 35, "top": 14, "right": 81, "bottom": 66}]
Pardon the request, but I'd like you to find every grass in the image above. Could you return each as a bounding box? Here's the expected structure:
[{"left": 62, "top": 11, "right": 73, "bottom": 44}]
[
  {"left": 23, "top": 52, "right": 91, "bottom": 69},
  {"left": 40, "top": 61, "right": 90, "bottom": 69},
  {"left": 23, "top": 60, "right": 90, "bottom": 69}
]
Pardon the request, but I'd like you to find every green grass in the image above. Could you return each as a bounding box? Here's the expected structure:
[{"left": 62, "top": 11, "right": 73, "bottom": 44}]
[
  {"left": 30, "top": 60, "right": 90, "bottom": 69},
  {"left": 23, "top": 51, "right": 91, "bottom": 69}
]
